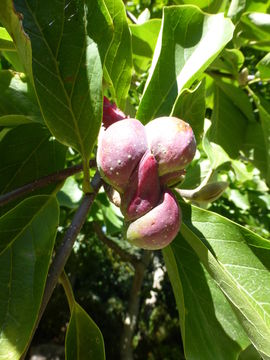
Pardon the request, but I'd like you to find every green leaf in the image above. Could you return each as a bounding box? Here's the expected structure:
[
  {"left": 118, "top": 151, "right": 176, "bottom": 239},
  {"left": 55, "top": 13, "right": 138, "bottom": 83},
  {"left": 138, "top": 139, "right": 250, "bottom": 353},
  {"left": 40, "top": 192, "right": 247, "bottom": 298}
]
[
  {"left": 0, "top": 195, "right": 59, "bottom": 359},
  {"left": 172, "top": 79, "right": 205, "bottom": 141},
  {"left": 163, "top": 238, "right": 249, "bottom": 360},
  {"left": 66, "top": 302, "right": 105, "bottom": 360},
  {"left": 208, "top": 49, "right": 245, "bottom": 78},
  {"left": 257, "top": 100, "right": 270, "bottom": 186},
  {"left": 203, "top": 121, "right": 231, "bottom": 169},
  {"left": 208, "top": 84, "right": 248, "bottom": 158},
  {"left": 172, "top": 0, "right": 228, "bottom": 13},
  {"left": 0, "top": 1, "right": 33, "bottom": 78},
  {"left": 13, "top": 0, "right": 113, "bottom": 161},
  {"left": 0, "top": 27, "right": 15, "bottom": 51},
  {"left": 136, "top": 5, "right": 234, "bottom": 123},
  {"left": 104, "top": 0, "right": 132, "bottom": 109},
  {"left": 178, "top": 202, "right": 270, "bottom": 359},
  {"left": 244, "top": 121, "right": 268, "bottom": 180},
  {"left": 0, "top": 124, "right": 66, "bottom": 214},
  {"left": 57, "top": 177, "right": 83, "bottom": 209},
  {"left": 238, "top": 12, "right": 270, "bottom": 51},
  {"left": 257, "top": 53, "right": 270, "bottom": 81},
  {"left": 0, "top": 70, "right": 43, "bottom": 125},
  {"left": 130, "top": 19, "right": 161, "bottom": 73}
]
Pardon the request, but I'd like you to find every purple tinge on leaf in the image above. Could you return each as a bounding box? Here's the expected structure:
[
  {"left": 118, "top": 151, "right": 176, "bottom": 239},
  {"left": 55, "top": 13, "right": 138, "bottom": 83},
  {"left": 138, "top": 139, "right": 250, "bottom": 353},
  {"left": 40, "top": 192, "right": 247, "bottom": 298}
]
[
  {"left": 126, "top": 189, "right": 181, "bottom": 250},
  {"left": 145, "top": 117, "right": 196, "bottom": 176},
  {"left": 102, "top": 96, "right": 126, "bottom": 129},
  {"left": 121, "top": 149, "right": 161, "bottom": 221},
  {"left": 97, "top": 118, "right": 148, "bottom": 193}
]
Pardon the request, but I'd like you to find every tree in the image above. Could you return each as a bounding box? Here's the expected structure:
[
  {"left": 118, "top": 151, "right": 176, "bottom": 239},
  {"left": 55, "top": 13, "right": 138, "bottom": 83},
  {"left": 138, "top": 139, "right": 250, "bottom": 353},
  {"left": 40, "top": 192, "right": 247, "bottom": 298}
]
[{"left": 0, "top": 0, "right": 270, "bottom": 359}]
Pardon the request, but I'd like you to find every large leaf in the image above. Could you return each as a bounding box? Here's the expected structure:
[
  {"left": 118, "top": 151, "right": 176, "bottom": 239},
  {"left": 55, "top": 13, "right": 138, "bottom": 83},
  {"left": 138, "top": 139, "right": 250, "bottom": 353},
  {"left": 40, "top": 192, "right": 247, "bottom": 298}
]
[
  {"left": 136, "top": 5, "right": 234, "bottom": 123},
  {"left": 163, "top": 237, "right": 250, "bottom": 360},
  {"left": 0, "top": 70, "right": 42, "bottom": 126},
  {"left": 66, "top": 302, "right": 105, "bottom": 360},
  {"left": 175, "top": 201, "right": 270, "bottom": 359},
  {"left": 0, "top": 123, "right": 66, "bottom": 215},
  {"left": 172, "top": 79, "right": 205, "bottom": 141},
  {"left": 0, "top": 195, "right": 59, "bottom": 359},
  {"left": 129, "top": 19, "right": 161, "bottom": 73},
  {"left": 12, "top": 0, "right": 113, "bottom": 161},
  {"left": 104, "top": 0, "right": 132, "bottom": 109}
]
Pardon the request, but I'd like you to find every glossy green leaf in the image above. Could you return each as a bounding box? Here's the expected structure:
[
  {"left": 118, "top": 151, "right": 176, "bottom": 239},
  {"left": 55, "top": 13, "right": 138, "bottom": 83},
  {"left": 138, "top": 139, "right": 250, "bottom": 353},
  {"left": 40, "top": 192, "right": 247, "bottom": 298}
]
[
  {"left": 0, "top": 27, "right": 15, "bottom": 51},
  {"left": 104, "top": 0, "right": 132, "bottom": 109},
  {"left": 137, "top": 6, "right": 234, "bottom": 123},
  {"left": 0, "top": 195, "right": 59, "bottom": 359},
  {"left": 13, "top": 0, "right": 113, "bottom": 161},
  {"left": 163, "top": 237, "right": 249, "bottom": 360},
  {"left": 0, "top": 70, "right": 42, "bottom": 125},
  {"left": 0, "top": 124, "right": 66, "bottom": 215},
  {"left": 257, "top": 53, "right": 270, "bottom": 81},
  {"left": 0, "top": 1, "right": 33, "bottom": 78},
  {"left": 177, "top": 202, "right": 270, "bottom": 359},
  {"left": 66, "top": 302, "right": 105, "bottom": 360},
  {"left": 130, "top": 19, "right": 161, "bottom": 73},
  {"left": 172, "top": 79, "right": 205, "bottom": 141}
]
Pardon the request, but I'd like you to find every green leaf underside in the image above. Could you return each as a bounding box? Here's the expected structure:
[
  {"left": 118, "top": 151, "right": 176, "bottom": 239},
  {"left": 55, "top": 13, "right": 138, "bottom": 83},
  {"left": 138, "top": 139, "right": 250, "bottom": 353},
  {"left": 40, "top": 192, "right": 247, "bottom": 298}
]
[
  {"left": 177, "top": 202, "right": 270, "bottom": 359},
  {"left": 104, "top": 0, "right": 132, "bottom": 109},
  {"left": 14, "top": 0, "right": 113, "bottom": 160},
  {"left": 0, "top": 195, "right": 59, "bottom": 359},
  {"left": 65, "top": 302, "right": 105, "bottom": 360},
  {"left": 136, "top": 5, "right": 234, "bottom": 123},
  {"left": 163, "top": 240, "right": 249, "bottom": 360}
]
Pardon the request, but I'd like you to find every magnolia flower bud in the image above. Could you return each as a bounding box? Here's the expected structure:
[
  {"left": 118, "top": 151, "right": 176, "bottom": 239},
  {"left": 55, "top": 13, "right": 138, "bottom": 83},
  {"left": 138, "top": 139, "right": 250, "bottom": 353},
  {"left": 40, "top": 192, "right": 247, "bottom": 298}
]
[
  {"left": 126, "top": 189, "right": 181, "bottom": 250},
  {"left": 121, "top": 150, "right": 160, "bottom": 221},
  {"left": 97, "top": 118, "right": 148, "bottom": 192},
  {"left": 145, "top": 117, "right": 196, "bottom": 176}
]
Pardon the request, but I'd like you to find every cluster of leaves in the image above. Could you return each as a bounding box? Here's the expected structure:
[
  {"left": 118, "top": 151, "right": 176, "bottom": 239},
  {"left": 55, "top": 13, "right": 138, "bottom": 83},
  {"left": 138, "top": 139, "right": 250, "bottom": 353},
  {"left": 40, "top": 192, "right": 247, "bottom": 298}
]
[{"left": 0, "top": 0, "right": 270, "bottom": 359}]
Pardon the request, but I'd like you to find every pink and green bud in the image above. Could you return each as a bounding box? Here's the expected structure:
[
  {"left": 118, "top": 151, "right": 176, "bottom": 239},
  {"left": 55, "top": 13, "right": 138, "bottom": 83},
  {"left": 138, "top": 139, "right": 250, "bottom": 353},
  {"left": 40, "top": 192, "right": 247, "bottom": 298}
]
[
  {"left": 97, "top": 118, "right": 148, "bottom": 193},
  {"left": 121, "top": 150, "right": 161, "bottom": 221},
  {"left": 102, "top": 96, "right": 126, "bottom": 129},
  {"left": 145, "top": 117, "right": 196, "bottom": 176},
  {"left": 126, "top": 189, "right": 181, "bottom": 250}
]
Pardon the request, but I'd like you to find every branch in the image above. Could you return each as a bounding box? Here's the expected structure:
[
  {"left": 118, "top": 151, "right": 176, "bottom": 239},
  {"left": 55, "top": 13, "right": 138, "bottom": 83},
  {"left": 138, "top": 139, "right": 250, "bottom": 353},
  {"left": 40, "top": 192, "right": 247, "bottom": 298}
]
[
  {"left": 21, "top": 171, "right": 102, "bottom": 359},
  {"left": 0, "top": 159, "right": 96, "bottom": 207},
  {"left": 93, "top": 222, "right": 139, "bottom": 266}
]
